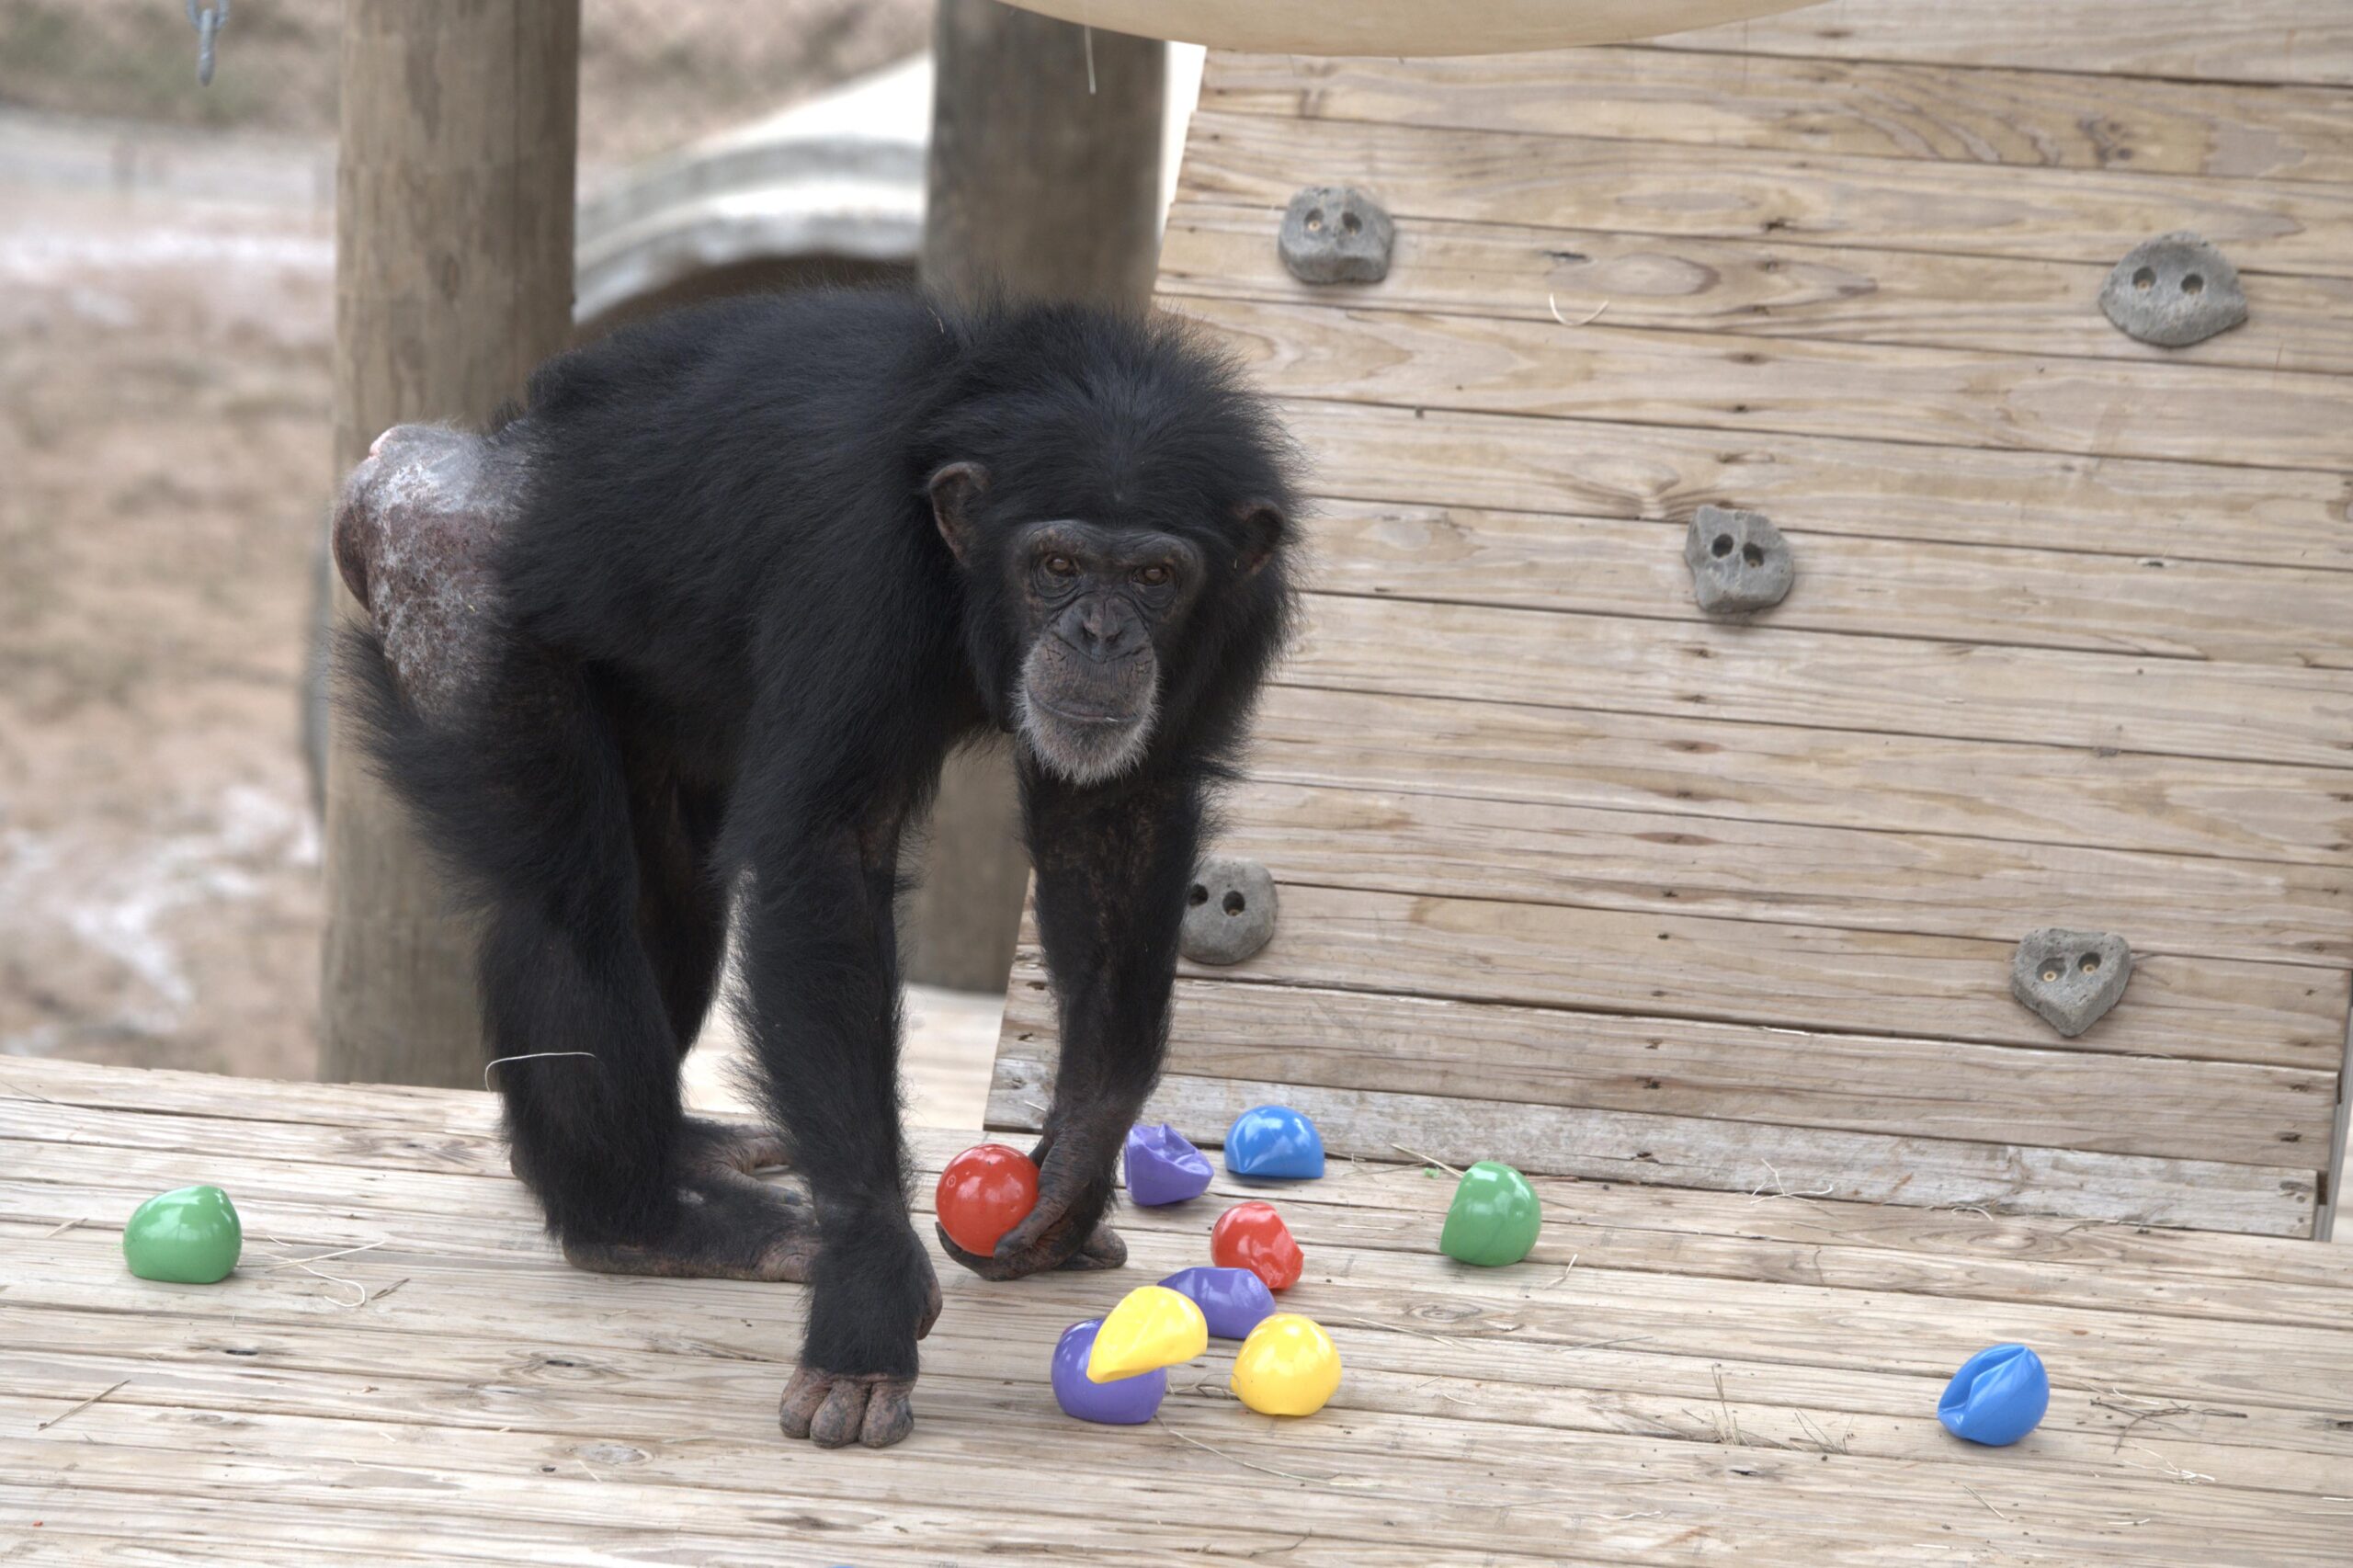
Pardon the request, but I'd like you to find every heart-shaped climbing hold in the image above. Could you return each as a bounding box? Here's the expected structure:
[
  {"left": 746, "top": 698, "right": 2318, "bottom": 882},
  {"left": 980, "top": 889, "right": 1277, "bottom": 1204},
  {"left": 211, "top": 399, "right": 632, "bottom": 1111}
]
[
  {"left": 1230, "top": 1313, "right": 1343, "bottom": 1416},
  {"left": 1223, "top": 1104, "right": 1324, "bottom": 1180},
  {"left": 1086, "top": 1285, "right": 1210, "bottom": 1383},
  {"left": 1158, "top": 1266, "right": 1278, "bottom": 1340},
  {"left": 1051, "top": 1320, "right": 1167, "bottom": 1424},
  {"left": 1124, "top": 1121, "right": 1214, "bottom": 1206},
  {"left": 1938, "top": 1344, "right": 2049, "bottom": 1447},
  {"left": 2009, "top": 928, "right": 2131, "bottom": 1037},
  {"left": 1211, "top": 1200, "right": 1304, "bottom": 1291},
  {"left": 1439, "top": 1161, "right": 1542, "bottom": 1267},
  {"left": 122, "top": 1185, "right": 243, "bottom": 1284},
  {"left": 935, "top": 1143, "right": 1040, "bottom": 1257}
]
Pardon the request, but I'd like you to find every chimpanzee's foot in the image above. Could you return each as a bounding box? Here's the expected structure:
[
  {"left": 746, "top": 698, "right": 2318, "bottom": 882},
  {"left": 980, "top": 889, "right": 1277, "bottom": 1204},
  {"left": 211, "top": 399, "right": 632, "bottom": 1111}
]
[
  {"left": 506, "top": 1116, "right": 788, "bottom": 1185},
  {"left": 779, "top": 1366, "right": 919, "bottom": 1449},
  {"left": 562, "top": 1174, "right": 820, "bottom": 1282},
  {"left": 677, "top": 1116, "right": 791, "bottom": 1177}
]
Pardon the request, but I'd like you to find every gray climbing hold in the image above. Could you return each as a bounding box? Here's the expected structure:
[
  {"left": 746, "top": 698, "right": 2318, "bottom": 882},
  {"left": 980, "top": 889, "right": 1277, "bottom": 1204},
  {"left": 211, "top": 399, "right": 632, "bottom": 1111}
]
[
  {"left": 1181, "top": 857, "right": 1277, "bottom": 966},
  {"left": 1278, "top": 187, "right": 1393, "bottom": 285},
  {"left": 2010, "top": 928, "right": 2132, "bottom": 1038},
  {"left": 1683, "top": 505, "right": 1794, "bottom": 615},
  {"left": 2099, "top": 233, "right": 2247, "bottom": 347}
]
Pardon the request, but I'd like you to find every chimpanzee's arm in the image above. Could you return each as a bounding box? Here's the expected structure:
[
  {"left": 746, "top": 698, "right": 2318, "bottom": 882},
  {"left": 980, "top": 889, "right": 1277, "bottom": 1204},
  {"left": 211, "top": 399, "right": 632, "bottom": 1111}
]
[{"left": 938, "top": 765, "right": 1204, "bottom": 1279}]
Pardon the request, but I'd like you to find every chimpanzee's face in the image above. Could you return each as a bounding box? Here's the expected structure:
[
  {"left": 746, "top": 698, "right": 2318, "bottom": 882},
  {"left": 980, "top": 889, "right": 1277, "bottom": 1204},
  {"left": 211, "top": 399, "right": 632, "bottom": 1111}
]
[
  {"left": 1002, "top": 517, "right": 1206, "bottom": 784},
  {"left": 927, "top": 460, "right": 1270, "bottom": 787}
]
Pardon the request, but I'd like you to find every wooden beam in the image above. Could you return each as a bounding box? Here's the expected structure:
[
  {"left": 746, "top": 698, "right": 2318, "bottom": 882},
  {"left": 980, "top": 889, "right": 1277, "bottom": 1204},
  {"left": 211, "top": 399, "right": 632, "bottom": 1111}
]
[
  {"left": 901, "top": 0, "right": 1164, "bottom": 992},
  {"left": 319, "top": 1, "right": 581, "bottom": 1087}
]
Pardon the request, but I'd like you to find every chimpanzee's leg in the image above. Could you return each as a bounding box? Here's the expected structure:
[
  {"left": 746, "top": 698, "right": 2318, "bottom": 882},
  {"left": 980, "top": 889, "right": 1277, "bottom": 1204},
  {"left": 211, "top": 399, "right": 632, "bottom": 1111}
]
[
  {"left": 738, "top": 804, "right": 940, "bottom": 1449},
  {"left": 336, "top": 423, "right": 805, "bottom": 1278},
  {"left": 619, "top": 749, "right": 794, "bottom": 1189}
]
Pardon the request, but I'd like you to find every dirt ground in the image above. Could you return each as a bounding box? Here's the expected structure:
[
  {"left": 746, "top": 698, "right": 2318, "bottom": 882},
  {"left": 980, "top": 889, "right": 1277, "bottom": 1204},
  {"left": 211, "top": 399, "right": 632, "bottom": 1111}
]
[{"left": 0, "top": 0, "right": 928, "bottom": 1082}]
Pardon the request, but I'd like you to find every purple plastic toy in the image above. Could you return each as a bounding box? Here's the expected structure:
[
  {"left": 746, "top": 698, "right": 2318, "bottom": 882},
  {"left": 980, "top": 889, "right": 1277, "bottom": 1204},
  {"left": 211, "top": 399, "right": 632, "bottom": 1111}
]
[
  {"left": 1937, "top": 1344, "right": 2049, "bottom": 1446},
  {"left": 1051, "top": 1320, "right": 1167, "bottom": 1425},
  {"left": 1158, "top": 1266, "right": 1278, "bottom": 1340},
  {"left": 1124, "top": 1121, "right": 1214, "bottom": 1206}
]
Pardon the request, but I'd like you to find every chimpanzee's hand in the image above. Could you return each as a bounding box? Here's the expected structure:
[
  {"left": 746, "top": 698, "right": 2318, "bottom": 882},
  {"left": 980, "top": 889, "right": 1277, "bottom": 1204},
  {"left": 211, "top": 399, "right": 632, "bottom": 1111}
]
[{"left": 934, "top": 1118, "right": 1129, "bottom": 1280}]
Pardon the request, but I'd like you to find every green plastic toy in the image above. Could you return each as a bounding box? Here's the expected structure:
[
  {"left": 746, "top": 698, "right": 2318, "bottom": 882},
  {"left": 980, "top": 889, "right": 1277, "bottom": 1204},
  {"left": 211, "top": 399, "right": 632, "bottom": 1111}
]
[
  {"left": 1439, "top": 1161, "right": 1540, "bottom": 1267},
  {"left": 122, "top": 1185, "right": 243, "bottom": 1283}
]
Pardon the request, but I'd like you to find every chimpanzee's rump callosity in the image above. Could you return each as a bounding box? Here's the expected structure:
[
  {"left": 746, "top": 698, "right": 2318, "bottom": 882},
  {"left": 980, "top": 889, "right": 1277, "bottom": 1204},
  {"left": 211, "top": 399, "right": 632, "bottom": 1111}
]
[{"left": 335, "top": 291, "right": 1298, "bottom": 1449}]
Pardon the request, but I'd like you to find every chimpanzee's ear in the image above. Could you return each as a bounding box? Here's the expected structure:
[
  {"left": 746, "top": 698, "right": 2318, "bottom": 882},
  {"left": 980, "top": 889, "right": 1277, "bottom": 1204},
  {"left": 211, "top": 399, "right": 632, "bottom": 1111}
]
[
  {"left": 927, "top": 461, "right": 988, "bottom": 565},
  {"left": 1233, "top": 500, "right": 1285, "bottom": 578}
]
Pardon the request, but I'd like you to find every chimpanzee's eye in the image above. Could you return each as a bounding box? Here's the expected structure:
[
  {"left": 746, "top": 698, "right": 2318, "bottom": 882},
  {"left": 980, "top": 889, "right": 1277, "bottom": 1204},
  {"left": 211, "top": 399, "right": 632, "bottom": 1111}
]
[
  {"left": 1136, "top": 563, "right": 1172, "bottom": 587},
  {"left": 1044, "top": 554, "right": 1077, "bottom": 578}
]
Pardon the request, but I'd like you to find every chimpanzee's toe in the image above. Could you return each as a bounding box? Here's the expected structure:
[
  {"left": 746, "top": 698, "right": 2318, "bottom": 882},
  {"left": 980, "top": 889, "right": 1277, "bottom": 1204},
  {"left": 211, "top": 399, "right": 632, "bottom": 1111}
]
[{"left": 779, "top": 1366, "right": 917, "bottom": 1449}]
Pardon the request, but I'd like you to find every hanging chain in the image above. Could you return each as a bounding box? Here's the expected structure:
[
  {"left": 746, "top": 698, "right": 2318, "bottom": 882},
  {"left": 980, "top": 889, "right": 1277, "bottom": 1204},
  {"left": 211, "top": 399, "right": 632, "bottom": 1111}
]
[{"left": 185, "top": 0, "right": 230, "bottom": 87}]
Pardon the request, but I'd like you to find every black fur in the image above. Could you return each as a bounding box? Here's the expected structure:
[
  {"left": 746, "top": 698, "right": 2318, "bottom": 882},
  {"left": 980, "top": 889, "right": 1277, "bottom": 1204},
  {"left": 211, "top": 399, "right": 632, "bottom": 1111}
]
[{"left": 342, "top": 290, "right": 1296, "bottom": 1418}]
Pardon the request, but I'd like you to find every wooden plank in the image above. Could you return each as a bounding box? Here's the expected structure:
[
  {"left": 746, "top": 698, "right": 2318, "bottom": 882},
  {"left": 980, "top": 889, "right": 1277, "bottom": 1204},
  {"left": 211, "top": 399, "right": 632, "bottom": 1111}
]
[
  {"left": 14, "top": 1203, "right": 2353, "bottom": 1443},
  {"left": 998, "top": 975, "right": 2334, "bottom": 1167},
  {"left": 1202, "top": 48, "right": 2353, "bottom": 184},
  {"left": 7, "top": 1278, "right": 2349, "bottom": 1495},
  {"left": 1650, "top": 0, "right": 2353, "bottom": 88},
  {"left": 1161, "top": 203, "right": 2353, "bottom": 377},
  {"left": 1176, "top": 291, "right": 2353, "bottom": 472},
  {"left": 10, "top": 1317, "right": 2347, "bottom": 1501},
  {"left": 991, "top": 1043, "right": 2313, "bottom": 1235},
  {"left": 1245, "top": 686, "right": 2353, "bottom": 866},
  {"left": 1210, "top": 781, "right": 2353, "bottom": 968},
  {"left": 1293, "top": 497, "right": 2353, "bottom": 669},
  {"left": 1287, "top": 593, "right": 2353, "bottom": 772},
  {"left": 1181, "top": 109, "right": 2353, "bottom": 277},
  {"left": 1043, "top": 882, "right": 2349, "bottom": 1068},
  {"left": 1276, "top": 398, "right": 2353, "bottom": 574},
  {"left": 17, "top": 1385, "right": 2350, "bottom": 1568},
  {"left": 14, "top": 1179, "right": 2353, "bottom": 1426},
  {"left": 6, "top": 1057, "right": 2339, "bottom": 1286}
]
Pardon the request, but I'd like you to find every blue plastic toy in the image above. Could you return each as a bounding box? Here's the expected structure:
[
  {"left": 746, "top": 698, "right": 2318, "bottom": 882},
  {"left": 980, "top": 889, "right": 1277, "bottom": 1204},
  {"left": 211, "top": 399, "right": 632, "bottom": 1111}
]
[
  {"left": 1938, "top": 1344, "right": 2049, "bottom": 1446},
  {"left": 1124, "top": 1122, "right": 1214, "bottom": 1206},
  {"left": 1051, "top": 1320, "right": 1167, "bottom": 1425},
  {"left": 1223, "top": 1104, "right": 1324, "bottom": 1180},
  {"left": 1158, "top": 1266, "right": 1277, "bottom": 1340}
]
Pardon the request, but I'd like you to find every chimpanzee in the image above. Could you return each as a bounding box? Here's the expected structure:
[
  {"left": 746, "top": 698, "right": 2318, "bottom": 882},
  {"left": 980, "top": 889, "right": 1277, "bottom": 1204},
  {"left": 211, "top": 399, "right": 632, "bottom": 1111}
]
[{"left": 333, "top": 290, "right": 1297, "bottom": 1449}]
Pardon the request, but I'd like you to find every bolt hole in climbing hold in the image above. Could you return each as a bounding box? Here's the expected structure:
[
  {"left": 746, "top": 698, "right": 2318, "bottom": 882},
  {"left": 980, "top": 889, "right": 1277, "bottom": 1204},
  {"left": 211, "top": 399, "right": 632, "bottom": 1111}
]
[
  {"left": 1188, "top": 884, "right": 1209, "bottom": 906},
  {"left": 1222, "top": 891, "right": 1245, "bottom": 915},
  {"left": 1742, "top": 543, "right": 1764, "bottom": 566},
  {"left": 2078, "top": 952, "right": 2100, "bottom": 972},
  {"left": 2182, "top": 272, "right": 2204, "bottom": 294},
  {"left": 1305, "top": 208, "right": 1324, "bottom": 232},
  {"left": 2132, "top": 266, "right": 2155, "bottom": 290},
  {"left": 1341, "top": 210, "right": 1362, "bottom": 233},
  {"left": 2042, "top": 968, "right": 2062, "bottom": 983},
  {"left": 1711, "top": 533, "right": 1734, "bottom": 558}
]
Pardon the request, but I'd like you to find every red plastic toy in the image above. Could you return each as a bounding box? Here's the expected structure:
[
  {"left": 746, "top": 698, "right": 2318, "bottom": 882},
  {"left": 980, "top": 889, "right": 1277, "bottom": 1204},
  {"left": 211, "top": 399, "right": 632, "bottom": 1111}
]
[
  {"left": 936, "top": 1143, "right": 1040, "bottom": 1256},
  {"left": 1211, "top": 1199, "right": 1303, "bottom": 1290}
]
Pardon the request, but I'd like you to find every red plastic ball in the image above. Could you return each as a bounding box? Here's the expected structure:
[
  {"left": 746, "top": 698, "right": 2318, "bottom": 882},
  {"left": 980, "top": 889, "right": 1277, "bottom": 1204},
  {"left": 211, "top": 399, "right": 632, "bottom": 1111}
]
[
  {"left": 936, "top": 1143, "right": 1040, "bottom": 1256},
  {"left": 1211, "top": 1200, "right": 1303, "bottom": 1290}
]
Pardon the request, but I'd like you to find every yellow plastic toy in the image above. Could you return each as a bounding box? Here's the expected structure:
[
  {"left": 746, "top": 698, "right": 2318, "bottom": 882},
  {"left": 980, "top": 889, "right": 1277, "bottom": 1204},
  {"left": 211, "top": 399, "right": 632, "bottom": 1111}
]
[
  {"left": 1086, "top": 1285, "right": 1210, "bottom": 1383},
  {"left": 1229, "top": 1313, "right": 1342, "bottom": 1416}
]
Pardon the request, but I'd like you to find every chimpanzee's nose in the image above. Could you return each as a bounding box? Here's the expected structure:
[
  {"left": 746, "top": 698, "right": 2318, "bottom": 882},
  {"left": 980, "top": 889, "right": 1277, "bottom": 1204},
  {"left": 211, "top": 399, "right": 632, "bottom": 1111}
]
[{"left": 1063, "top": 597, "right": 1138, "bottom": 661}]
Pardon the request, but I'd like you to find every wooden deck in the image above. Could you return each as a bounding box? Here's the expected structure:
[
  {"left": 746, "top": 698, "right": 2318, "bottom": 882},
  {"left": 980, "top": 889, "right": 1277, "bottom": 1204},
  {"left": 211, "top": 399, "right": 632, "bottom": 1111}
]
[
  {"left": 7, "top": 1054, "right": 2353, "bottom": 1565},
  {"left": 994, "top": 3, "right": 2353, "bottom": 1242}
]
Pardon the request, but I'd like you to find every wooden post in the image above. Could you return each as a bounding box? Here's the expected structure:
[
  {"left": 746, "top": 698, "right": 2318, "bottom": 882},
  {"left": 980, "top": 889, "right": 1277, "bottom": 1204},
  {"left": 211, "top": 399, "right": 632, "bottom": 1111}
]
[
  {"left": 319, "top": 0, "right": 581, "bottom": 1086},
  {"left": 905, "top": 0, "right": 1165, "bottom": 991}
]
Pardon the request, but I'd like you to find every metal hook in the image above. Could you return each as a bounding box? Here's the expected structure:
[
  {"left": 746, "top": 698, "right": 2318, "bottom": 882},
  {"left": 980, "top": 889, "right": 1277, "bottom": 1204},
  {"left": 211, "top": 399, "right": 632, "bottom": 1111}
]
[{"left": 186, "top": 0, "right": 230, "bottom": 87}]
